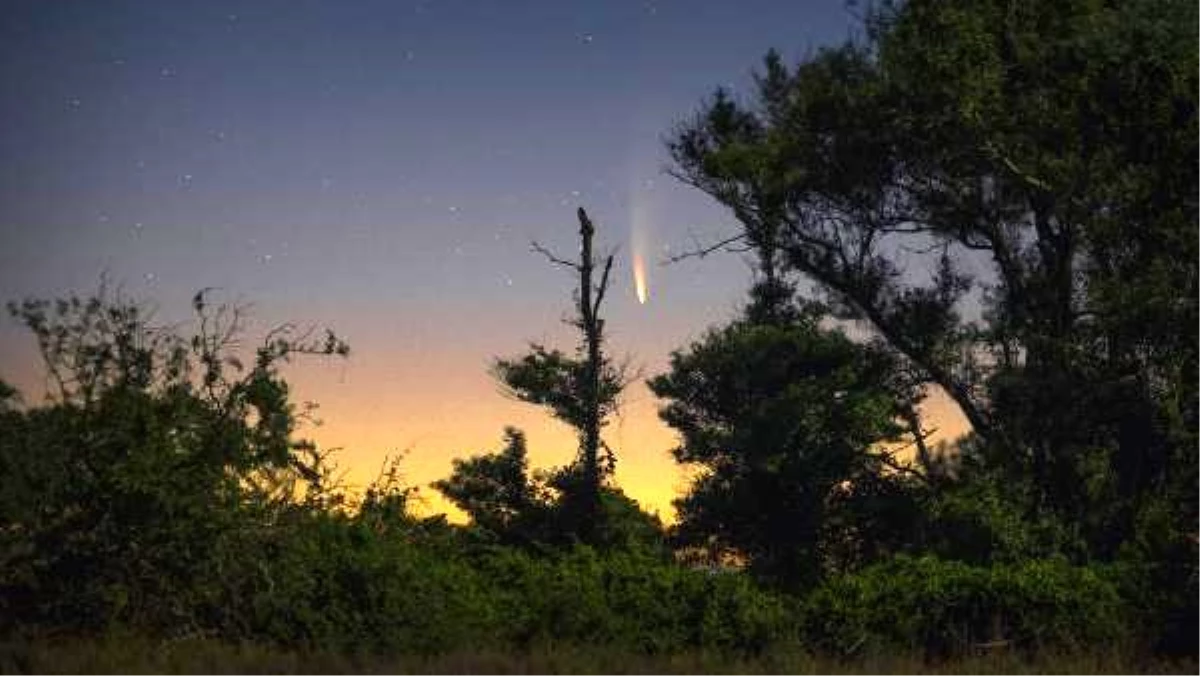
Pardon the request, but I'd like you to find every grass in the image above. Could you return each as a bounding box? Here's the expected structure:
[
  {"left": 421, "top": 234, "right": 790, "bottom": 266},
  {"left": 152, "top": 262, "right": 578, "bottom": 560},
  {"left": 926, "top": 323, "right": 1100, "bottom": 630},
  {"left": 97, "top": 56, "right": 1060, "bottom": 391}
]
[{"left": 0, "top": 634, "right": 1195, "bottom": 674}]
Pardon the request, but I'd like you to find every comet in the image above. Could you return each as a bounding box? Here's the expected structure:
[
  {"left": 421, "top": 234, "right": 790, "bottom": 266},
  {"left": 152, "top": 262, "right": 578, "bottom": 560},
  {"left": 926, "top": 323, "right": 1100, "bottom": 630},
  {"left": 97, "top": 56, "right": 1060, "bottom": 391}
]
[
  {"left": 631, "top": 195, "right": 651, "bottom": 305},
  {"left": 633, "top": 251, "right": 648, "bottom": 304},
  {"left": 629, "top": 163, "right": 655, "bottom": 305}
]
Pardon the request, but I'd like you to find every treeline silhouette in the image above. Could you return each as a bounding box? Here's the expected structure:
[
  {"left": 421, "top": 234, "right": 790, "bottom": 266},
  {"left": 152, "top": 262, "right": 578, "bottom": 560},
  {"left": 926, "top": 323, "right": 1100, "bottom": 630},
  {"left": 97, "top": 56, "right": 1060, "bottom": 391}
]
[{"left": 0, "top": 0, "right": 1195, "bottom": 670}]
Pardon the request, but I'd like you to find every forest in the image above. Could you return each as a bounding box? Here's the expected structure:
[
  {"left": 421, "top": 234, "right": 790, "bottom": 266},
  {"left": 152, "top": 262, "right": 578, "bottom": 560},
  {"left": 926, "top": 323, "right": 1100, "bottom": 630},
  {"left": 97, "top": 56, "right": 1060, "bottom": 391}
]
[{"left": 0, "top": 0, "right": 1196, "bottom": 673}]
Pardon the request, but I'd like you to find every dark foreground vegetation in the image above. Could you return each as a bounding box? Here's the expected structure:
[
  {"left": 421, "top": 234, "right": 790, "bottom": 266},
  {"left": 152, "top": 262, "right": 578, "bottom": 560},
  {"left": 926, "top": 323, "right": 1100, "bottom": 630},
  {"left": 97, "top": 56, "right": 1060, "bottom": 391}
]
[
  {"left": 1, "top": 0, "right": 1196, "bottom": 672},
  {"left": 2, "top": 634, "right": 1196, "bottom": 675}
]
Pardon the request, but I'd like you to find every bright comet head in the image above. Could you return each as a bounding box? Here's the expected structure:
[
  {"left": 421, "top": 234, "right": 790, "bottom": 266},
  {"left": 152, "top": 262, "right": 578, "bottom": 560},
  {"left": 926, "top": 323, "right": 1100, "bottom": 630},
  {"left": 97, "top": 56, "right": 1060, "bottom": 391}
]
[{"left": 633, "top": 252, "right": 648, "bottom": 304}]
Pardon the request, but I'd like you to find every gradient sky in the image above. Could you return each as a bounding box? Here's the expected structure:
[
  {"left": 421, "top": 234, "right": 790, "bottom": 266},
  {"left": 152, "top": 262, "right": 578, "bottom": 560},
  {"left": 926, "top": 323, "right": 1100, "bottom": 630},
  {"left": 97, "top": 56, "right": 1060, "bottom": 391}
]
[{"left": 0, "top": 0, "right": 968, "bottom": 520}]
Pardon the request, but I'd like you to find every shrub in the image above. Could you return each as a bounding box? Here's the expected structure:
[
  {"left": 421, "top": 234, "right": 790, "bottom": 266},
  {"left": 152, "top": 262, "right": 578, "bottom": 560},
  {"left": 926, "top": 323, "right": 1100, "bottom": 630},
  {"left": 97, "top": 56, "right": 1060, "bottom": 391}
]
[
  {"left": 212, "top": 512, "right": 501, "bottom": 655},
  {"left": 206, "top": 532, "right": 797, "bottom": 658},
  {"left": 475, "top": 546, "right": 797, "bottom": 655},
  {"left": 803, "top": 555, "right": 1129, "bottom": 658}
]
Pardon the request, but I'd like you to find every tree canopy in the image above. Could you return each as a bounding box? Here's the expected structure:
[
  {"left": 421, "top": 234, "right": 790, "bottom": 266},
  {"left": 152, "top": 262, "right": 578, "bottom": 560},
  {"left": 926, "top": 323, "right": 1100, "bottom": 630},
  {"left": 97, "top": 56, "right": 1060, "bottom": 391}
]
[
  {"left": 649, "top": 298, "right": 923, "bottom": 587},
  {"left": 667, "top": 0, "right": 1197, "bottom": 557}
]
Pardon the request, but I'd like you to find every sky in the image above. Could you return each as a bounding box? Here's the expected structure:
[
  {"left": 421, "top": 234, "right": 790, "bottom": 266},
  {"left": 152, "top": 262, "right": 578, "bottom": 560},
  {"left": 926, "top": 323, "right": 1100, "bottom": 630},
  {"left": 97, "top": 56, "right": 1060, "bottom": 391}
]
[{"left": 0, "top": 0, "right": 969, "bottom": 521}]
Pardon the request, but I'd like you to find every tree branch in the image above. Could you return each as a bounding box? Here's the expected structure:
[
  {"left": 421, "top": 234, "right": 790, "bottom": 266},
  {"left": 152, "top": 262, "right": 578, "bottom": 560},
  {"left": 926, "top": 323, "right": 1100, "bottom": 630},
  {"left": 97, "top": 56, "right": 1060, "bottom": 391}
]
[
  {"left": 792, "top": 252, "right": 993, "bottom": 438},
  {"left": 592, "top": 253, "right": 615, "bottom": 317},
  {"left": 662, "top": 231, "right": 750, "bottom": 265},
  {"left": 871, "top": 448, "right": 933, "bottom": 485},
  {"left": 531, "top": 241, "right": 579, "bottom": 270},
  {"left": 899, "top": 404, "right": 935, "bottom": 476}
]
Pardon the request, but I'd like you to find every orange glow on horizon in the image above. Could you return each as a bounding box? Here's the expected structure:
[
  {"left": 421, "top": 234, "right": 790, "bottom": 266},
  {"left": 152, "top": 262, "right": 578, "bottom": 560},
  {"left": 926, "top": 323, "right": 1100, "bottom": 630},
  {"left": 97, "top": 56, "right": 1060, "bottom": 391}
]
[
  {"left": 283, "top": 341, "right": 689, "bottom": 524},
  {"left": 287, "top": 340, "right": 972, "bottom": 527},
  {"left": 2, "top": 304, "right": 974, "bottom": 528}
]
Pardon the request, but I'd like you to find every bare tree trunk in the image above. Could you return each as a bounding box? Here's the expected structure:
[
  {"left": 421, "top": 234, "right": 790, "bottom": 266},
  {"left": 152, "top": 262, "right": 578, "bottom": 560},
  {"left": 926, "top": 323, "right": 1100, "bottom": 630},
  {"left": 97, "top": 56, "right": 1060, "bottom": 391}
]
[
  {"left": 523, "top": 207, "right": 615, "bottom": 545},
  {"left": 574, "top": 208, "right": 612, "bottom": 543}
]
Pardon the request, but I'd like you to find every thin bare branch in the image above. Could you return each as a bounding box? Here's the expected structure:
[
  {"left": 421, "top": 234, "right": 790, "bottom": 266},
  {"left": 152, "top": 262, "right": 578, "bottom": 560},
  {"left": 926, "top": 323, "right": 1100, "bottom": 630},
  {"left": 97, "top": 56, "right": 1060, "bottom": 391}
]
[
  {"left": 592, "top": 253, "right": 615, "bottom": 316},
  {"left": 662, "top": 231, "right": 749, "bottom": 265},
  {"left": 872, "top": 448, "right": 933, "bottom": 485},
  {"left": 531, "top": 240, "right": 580, "bottom": 270},
  {"left": 899, "top": 405, "right": 936, "bottom": 475}
]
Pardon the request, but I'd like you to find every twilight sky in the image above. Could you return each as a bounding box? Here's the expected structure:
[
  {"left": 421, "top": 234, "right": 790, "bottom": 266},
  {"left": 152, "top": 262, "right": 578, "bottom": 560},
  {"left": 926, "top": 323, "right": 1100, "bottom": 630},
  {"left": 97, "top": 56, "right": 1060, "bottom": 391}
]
[{"left": 0, "top": 0, "right": 968, "bottom": 520}]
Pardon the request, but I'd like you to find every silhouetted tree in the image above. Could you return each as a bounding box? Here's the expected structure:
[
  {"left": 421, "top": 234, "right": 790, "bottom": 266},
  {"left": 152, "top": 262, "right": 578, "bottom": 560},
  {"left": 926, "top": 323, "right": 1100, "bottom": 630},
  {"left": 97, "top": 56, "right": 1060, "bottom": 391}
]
[
  {"left": 667, "top": 0, "right": 1197, "bottom": 561},
  {"left": 492, "top": 208, "right": 628, "bottom": 545},
  {"left": 649, "top": 294, "right": 924, "bottom": 589},
  {"left": 435, "top": 426, "right": 666, "bottom": 552},
  {"left": 0, "top": 286, "right": 349, "bottom": 632},
  {"left": 433, "top": 427, "right": 551, "bottom": 545}
]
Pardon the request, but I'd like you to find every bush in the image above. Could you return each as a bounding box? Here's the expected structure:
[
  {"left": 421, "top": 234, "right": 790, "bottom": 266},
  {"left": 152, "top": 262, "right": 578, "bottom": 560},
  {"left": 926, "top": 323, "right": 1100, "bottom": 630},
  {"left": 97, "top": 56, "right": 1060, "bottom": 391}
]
[
  {"left": 473, "top": 546, "right": 796, "bottom": 655},
  {"left": 219, "top": 512, "right": 498, "bottom": 655},
  {"left": 206, "top": 529, "right": 797, "bottom": 658},
  {"left": 803, "top": 555, "right": 1129, "bottom": 658}
]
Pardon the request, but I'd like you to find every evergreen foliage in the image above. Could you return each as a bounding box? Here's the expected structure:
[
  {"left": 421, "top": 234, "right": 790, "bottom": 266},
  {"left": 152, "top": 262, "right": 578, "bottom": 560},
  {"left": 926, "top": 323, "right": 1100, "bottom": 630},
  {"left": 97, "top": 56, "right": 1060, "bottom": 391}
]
[
  {"left": 649, "top": 299, "right": 923, "bottom": 588},
  {"left": 667, "top": 0, "right": 1197, "bottom": 562}
]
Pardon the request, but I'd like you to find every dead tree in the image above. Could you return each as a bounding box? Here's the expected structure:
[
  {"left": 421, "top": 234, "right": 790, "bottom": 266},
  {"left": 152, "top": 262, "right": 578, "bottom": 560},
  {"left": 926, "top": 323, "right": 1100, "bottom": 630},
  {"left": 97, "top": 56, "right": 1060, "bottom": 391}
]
[{"left": 494, "top": 207, "right": 622, "bottom": 544}]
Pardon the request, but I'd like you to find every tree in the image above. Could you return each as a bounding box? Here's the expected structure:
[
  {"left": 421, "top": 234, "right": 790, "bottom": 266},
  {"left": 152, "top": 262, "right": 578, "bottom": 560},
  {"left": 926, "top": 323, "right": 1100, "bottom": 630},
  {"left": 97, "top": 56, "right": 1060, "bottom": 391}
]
[
  {"left": 0, "top": 286, "right": 349, "bottom": 632},
  {"left": 649, "top": 295, "right": 923, "bottom": 589},
  {"left": 433, "top": 427, "right": 551, "bottom": 546},
  {"left": 433, "top": 426, "right": 666, "bottom": 552},
  {"left": 492, "top": 208, "right": 628, "bottom": 545},
  {"left": 667, "top": 0, "right": 1197, "bottom": 557}
]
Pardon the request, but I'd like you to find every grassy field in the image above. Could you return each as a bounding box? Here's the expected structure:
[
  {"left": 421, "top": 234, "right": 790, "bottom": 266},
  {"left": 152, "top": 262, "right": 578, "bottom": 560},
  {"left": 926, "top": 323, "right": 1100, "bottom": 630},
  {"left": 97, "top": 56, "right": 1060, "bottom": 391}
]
[{"left": 1, "top": 635, "right": 1195, "bottom": 675}]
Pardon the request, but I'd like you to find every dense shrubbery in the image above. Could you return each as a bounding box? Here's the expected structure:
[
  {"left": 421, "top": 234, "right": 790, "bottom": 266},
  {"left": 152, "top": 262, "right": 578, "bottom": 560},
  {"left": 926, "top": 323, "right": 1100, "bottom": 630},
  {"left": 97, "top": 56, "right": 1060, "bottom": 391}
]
[
  {"left": 185, "top": 525, "right": 795, "bottom": 656},
  {"left": 6, "top": 633, "right": 1193, "bottom": 675},
  {"left": 474, "top": 547, "right": 794, "bottom": 654},
  {"left": 216, "top": 512, "right": 492, "bottom": 654},
  {"left": 803, "top": 555, "right": 1129, "bottom": 659}
]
